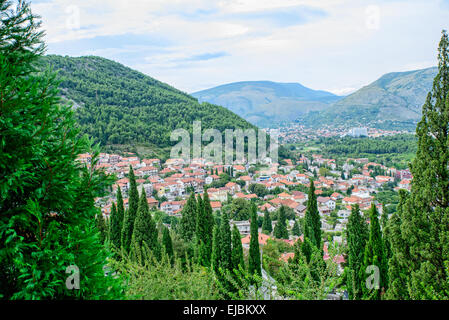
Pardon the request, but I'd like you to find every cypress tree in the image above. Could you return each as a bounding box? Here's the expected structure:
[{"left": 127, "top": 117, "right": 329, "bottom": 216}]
[
  {"left": 196, "top": 193, "right": 214, "bottom": 267},
  {"left": 162, "top": 226, "right": 174, "bottom": 259},
  {"left": 122, "top": 166, "right": 139, "bottom": 251},
  {"left": 131, "top": 189, "right": 160, "bottom": 259},
  {"left": 362, "top": 203, "right": 387, "bottom": 300},
  {"left": 262, "top": 208, "right": 272, "bottom": 234},
  {"left": 389, "top": 30, "right": 449, "bottom": 299},
  {"left": 109, "top": 189, "right": 124, "bottom": 250},
  {"left": 305, "top": 180, "right": 321, "bottom": 248},
  {"left": 116, "top": 186, "right": 125, "bottom": 244},
  {"left": 248, "top": 204, "right": 261, "bottom": 277},
  {"left": 211, "top": 223, "right": 221, "bottom": 274},
  {"left": 273, "top": 206, "right": 289, "bottom": 239},
  {"left": 292, "top": 218, "right": 301, "bottom": 237},
  {"left": 180, "top": 192, "right": 197, "bottom": 241},
  {"left": 219, "top": 211, "right": 232, "bottom": 271},
  {"left": 95, "top": 213, "right": 107, "bottom": 244},
  {"left": 346, "top": 204, "right": 369, "bottom": 300},
  {"left": 231, "top": 225, "right": 245, "bottom": 271}
]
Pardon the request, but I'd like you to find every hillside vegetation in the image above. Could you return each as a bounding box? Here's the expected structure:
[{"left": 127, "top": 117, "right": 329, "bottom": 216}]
[{"left": 40, "top": 55, "right": 257, "bottom": 157}]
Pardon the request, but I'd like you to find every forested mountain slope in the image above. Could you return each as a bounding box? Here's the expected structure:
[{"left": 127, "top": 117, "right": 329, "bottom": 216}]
[{"left": 39, "top": 55, "right": 257, "bottom": 157}]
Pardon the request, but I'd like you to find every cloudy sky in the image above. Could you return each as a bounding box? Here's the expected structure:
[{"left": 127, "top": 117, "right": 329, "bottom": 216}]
[{"left": 32, "top": 0, "right": 449, "bottom": 95}]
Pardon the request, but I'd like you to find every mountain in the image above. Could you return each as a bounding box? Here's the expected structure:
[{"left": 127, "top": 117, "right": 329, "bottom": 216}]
[
  {"left": 191, "top": 81, "right": 342, "bottom": 127},
  {"left": 39, "top": 55, "right": 257, "bottom": 159},
  {"left": 300, "top": 67, "right": 438, "bottom": 129}
]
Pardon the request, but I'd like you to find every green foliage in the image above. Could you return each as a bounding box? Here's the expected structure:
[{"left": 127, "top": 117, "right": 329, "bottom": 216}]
[
  {"left": 38, "top": 55, "right": 257, "bottom": 157},
  {"left": 179, "top": 192, "right": 197, "bottom": 241},
  {"left": 304, "top": 181, "right": 321, "bottom": 248},
  {"left": 195, "top": 193, "right": 214, "bottom": 267},
  {"left": 121, "top": 166, "right": 138, "bottom": 251},
  {"left": 362, "top": 203, "right": 387, "bottom": 300},
  {"left": 248, "top": 204, "right": 261, "bottom": 277},
  {"left": 292, "top": 219, "right": 301, "bottom": 236},
  {"left": 162, "top": 227, "right": 174, "bottom": 260},
  {"left": 273, "top": 206, "right": 289, "bottom": 239},
  {"left": 0, "top": 0, "right": 122, "bottom": 299},
  {"left": 111, "top": 248, "right": 220, "bottom": 300},
  {"left": 109, "top": 188, "right": 124, "bottom": 250},
  {"left": 231, "top": 225, "right": 245, "bottom": 272},
  {"left": 131, "top": 189, "right": 160, "bottom": 260},
  {"left": 346, "top": 204, "right": 368, "bottom": 300},
  {"left": 386, "top": 31, "right": 449, "bottom": 300},
  {"left": 229, "top": 198, "right": 251, "bottom": 221},
  {"left": 262, "top": 209, "right": 272, "bottom": 234}
]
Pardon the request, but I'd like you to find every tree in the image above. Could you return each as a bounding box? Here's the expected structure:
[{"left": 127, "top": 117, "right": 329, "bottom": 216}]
[
  {"left": 219, "top": 211, "right": 232, "bottom": 271},
  {"left": 292, "top": 218, "right": 301, "bottom": 237},
  {"left": 262, "top": 209, "right": 272, "bottom": 234},
  {"left": 231, "top": 225, "right": 245, "bottom": 271},
  {"left": 248, "top": 204, "right": 261, "bottom": 277},
  {"left": 122, "top": 166, "right": 138, "bottom": 251},
  {"left": 305, "top": 180, "right": 321, "bottom": 248},
  {"left": 179, "top": 192, "right": 197, "bottom": 241},
  {"left": 162, "top": 227, "right": 174, "bottom": 260},
  {"left": 273, "top": 206, "right": 289, "bottom": 239},
  {"left": 109, "top": 188, "right": 124, "bottom": 250},
  {"left": 346, "top": 204, "right": 368, "bottom": 300},
  {"left": 96, "top": 212, "right": 108, "bottom": 244},
  {"left": 387, "top": 30, "right": 449, "bottom": 299},
  {"left": 131, "top": 189, "right": 160, "bottom": 260},
  {"left": 362, "top": 203, "right": 387, "bottom": 300},
  {"left": 211, "top": 224, "right": 221, "bottom": 274},
  {"left": 196, "top": 193, "right": 214, "bottom": 267},
  {"left": 0, "top": 0, "right": 121, "bottom": 299}
]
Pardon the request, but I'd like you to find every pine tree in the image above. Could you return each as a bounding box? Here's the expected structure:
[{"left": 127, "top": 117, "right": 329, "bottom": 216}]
[
  {"left": 211, "top": 224, "right": 221, "bottom": 274},
  {"left": 179, "top": 192, "right": 197, "bottom": 241},
  {"left": 121, "top": 166, "right": 139, "bottom": 251},
  {"left": 248, "top": 204, "right": 261, "bottom": 277},
  {"left": 231, "top": 225, "right": 245, "bottom": 271},
  {"left": 0, "top": 0, "right": 121, "bottom": 299},
  {"left": 346, "top": 204, "right": 368, "bottom": 300},
  {"left": 305, "top": 180, "right": 321, "bottom": 248},
  {"left": 362, "top": 203, "right": 387, "bottom": 300},
  {"left": 262, "top": 209, "right": 272, "bottom": 234},
  {"left": 131, "top": 189, "right": 160, "bottom": 259},
  {"left": 273, "top": 206, "right": 289, "bottom": 239}
]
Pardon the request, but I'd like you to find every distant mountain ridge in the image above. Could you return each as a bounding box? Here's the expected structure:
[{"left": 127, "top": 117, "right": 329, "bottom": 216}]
[
  {"left": 312, "top": 67, "right": 438, "bottom": 128},
  {"left": 192, "top": 81, "right": 342, "bottom": 127},
  {"left": 193, "top": 67, "right": 438, "bottom": 129}
]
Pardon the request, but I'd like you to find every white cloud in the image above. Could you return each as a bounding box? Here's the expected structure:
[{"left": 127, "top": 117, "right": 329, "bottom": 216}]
[{"left": 31, "top": 0, "right": 449, "bottom": 93}]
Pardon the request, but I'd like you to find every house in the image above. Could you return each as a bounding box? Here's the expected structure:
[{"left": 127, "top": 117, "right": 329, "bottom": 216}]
[
  {"left": 210, "top": 201, "right": 222, "bottom": 211},
  {"left": 399, "top": 179, "right": 411, "bottom": 190},
  {"left": 317, "top": 196, "right": 336, "bottom": 210},
  {"left": 160, "top": 200, "right": 186, "bottom": 215},
  {"left": 241, "top": 232, "right": 270, "bottom": 248},
  {"left": 231, "top": 220, "right": 251, "bottom": 235}
]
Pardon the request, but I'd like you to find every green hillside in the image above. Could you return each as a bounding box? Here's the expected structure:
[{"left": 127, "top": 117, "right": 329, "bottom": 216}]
[{"left": 39, "top": 55, "right": 257, "bottom": 158}]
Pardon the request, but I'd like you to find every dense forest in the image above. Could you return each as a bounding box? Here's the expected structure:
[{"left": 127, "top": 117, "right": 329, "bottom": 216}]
[{"left": 38, "top": 55, "right": 258, "bottom": 157}]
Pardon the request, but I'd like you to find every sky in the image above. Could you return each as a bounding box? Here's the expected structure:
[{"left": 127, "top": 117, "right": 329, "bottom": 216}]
[{"left": 31, "top": 0, "right": 449, "bottom": 95}]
